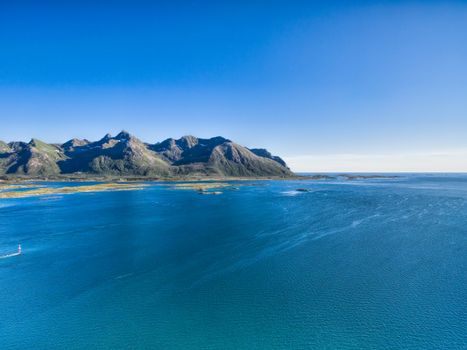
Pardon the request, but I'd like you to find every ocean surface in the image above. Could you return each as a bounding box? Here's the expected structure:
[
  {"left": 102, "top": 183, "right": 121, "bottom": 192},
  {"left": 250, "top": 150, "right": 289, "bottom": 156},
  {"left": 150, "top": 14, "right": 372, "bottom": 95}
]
[{"left": 1, "top": 174, "right": 466, "bottom": 349}]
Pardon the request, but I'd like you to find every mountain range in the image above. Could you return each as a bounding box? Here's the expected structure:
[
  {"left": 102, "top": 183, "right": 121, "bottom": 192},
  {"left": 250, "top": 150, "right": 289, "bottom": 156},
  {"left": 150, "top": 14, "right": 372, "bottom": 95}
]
[{"left": 0, "top": 131, "right": 293, "bottom": 178}]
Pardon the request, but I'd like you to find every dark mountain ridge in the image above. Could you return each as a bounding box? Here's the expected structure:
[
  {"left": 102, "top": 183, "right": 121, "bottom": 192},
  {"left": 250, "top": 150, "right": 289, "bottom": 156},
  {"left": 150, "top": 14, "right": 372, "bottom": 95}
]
[{"left": 0, "top": 131, "right": 293, "bottom": 178}]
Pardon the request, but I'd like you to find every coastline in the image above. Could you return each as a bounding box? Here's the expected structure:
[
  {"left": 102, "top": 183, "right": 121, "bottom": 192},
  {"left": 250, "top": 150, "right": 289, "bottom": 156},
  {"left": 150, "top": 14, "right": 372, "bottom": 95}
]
[
  {"left": 0, "top": 173, "right": 398, "bottom": 184},
  {"left": 0, "top": 174, "right": 308, "bottom": 183},
  {"left": 0, "top": 173, "right": 400, "bottom": 199},
  {"left": 0, "top": 173, "right": 400, "bottom": 185}
]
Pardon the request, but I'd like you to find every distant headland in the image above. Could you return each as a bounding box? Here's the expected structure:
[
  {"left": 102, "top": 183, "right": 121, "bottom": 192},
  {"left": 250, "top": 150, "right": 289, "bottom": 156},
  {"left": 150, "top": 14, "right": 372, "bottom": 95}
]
[{"left": 0, "top": 131, "right": 294, "bottom": 180}]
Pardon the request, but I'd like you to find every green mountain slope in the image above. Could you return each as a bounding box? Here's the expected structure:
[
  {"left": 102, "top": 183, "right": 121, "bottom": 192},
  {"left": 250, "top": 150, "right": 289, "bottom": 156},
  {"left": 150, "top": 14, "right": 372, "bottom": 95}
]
[{"left": 0, "top": 131, "right": 293, "bottom": 178}]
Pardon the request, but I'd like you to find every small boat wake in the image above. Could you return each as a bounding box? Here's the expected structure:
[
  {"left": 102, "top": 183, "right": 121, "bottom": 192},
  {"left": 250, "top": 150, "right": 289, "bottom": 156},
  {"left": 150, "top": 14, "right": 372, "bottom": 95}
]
[{"left": 0, "top": 244, "right": 22, "bottom": 259}]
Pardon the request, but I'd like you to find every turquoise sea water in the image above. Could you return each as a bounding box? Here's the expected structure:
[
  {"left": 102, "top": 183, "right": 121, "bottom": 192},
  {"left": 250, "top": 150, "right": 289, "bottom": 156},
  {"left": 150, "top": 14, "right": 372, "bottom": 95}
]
[{"left": 1, "top": 175, "right": 466, "bottom": 349}]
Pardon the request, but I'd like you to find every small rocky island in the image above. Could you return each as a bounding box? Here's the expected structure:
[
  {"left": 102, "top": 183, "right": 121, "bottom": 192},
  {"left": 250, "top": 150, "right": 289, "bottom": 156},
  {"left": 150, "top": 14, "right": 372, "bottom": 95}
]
[{"left": 0, "top": 131, "right": 294, "bottom": 180}]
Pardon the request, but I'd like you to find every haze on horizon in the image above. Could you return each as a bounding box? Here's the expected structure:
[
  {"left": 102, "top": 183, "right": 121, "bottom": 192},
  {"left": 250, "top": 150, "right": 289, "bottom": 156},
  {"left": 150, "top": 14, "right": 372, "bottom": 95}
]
[{"left": 1, "top": 1, "right": 466, "bottom": 172}]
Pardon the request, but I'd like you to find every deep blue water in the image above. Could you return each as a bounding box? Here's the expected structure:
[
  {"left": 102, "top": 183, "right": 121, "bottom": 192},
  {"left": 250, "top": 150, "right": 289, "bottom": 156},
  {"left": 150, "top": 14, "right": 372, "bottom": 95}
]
[{"left": 1, "top": 175, "right": 466, "bottom": 349}]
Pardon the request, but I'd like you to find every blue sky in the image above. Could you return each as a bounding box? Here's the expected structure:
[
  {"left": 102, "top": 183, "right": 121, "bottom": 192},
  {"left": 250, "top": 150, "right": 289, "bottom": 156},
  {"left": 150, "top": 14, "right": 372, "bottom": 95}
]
[{"left": 1, "top": 1, "right": 466, "bottom": 171}]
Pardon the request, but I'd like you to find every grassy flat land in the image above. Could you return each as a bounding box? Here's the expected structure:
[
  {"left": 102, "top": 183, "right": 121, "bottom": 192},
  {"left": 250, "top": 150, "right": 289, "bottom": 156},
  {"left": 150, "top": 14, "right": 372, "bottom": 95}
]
[
  {"left": 172, "top": 183, "right": 234, "bottom": 191},
  {"left": 0, "top": 183, "right": 148, "bottom": 199},
  {"left": 0, "top": 184, "right": 39, "bottom": 191}
]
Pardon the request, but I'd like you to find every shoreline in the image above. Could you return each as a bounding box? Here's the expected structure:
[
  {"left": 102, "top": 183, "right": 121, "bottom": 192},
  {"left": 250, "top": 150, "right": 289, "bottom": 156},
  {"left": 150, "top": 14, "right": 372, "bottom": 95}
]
[
  {"left": 0, "top": 174, "right": 399, "bottom": 199},
  {"left": 0, "top": 174, "right": 310, "bottom": 183},
  {"left": 0, "top": 173, "right": 399, "bottom": 184}
]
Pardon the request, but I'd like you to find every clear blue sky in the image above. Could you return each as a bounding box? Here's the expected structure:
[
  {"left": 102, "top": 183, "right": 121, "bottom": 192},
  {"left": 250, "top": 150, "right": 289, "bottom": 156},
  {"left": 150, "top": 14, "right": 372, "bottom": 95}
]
[{"left": 1, "top": 1, "right": 466, "bottom": 171}]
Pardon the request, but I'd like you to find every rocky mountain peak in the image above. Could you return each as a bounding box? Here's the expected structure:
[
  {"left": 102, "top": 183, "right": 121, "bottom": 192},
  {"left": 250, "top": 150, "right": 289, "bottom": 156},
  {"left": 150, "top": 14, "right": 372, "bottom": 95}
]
[
  {"left": 178, "top": 135, "right": 199, "bottom": 149},
  {"left": 0, "top": 132, "right": 293, "bottom": 178},
  {"left": 115, "top": 130, "right": 132, "bottom": 140},
  {"left": 100, "top": 133, "right": 112, "bottom": 142},
  {"left": 62, "top": 138, "right": 89, "bottom": 149}
]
